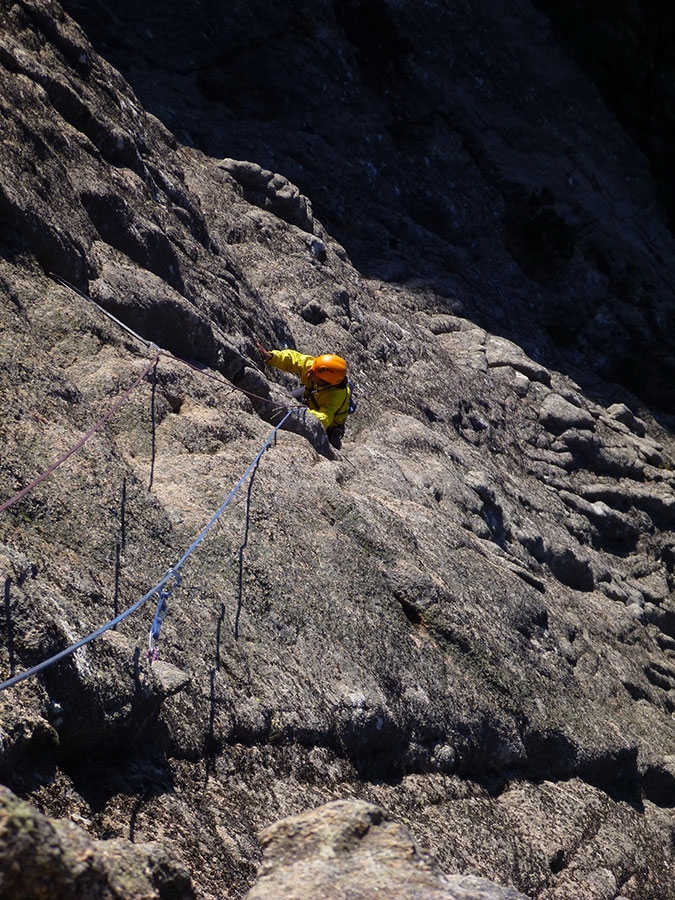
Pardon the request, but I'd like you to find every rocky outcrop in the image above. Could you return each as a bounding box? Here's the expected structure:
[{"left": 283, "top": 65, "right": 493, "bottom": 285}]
[
  {"left": 246, "top": 800, "right": 531, "bottom": 900},
  {"left": 1, "top": 2, "right": 675, "bottom": 900},
  {"left": 0, "top": 786, "right": 193, "bottom": 899},
  {"left": 59, "top": 0, "right": 675, "bottom": 417}
]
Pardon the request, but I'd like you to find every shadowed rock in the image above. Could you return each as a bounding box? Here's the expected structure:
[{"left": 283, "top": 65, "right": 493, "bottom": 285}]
[
  {"left": 1, "top": 2, "right": 675, "bottom": 899},
  {"left": 0, "top": 786, "right": 195, "bottom": 900}
]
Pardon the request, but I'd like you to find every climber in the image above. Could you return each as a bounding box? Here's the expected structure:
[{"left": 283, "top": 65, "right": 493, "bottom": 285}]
[{"left": 256, "top": 343, "right": 351, "bottom": 449}]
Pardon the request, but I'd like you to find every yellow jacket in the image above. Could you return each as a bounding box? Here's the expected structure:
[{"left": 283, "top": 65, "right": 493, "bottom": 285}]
[{"left": 268, "top": 349, "right": 350, "bottom": 429}]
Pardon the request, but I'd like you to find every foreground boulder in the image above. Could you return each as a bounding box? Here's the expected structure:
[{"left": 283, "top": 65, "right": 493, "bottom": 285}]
[
  {"left": 0, "top": 786, "right": 194, "bottom": 900},
  {"left": 246, "top": 800, "right": 531, "bottom": 900}
]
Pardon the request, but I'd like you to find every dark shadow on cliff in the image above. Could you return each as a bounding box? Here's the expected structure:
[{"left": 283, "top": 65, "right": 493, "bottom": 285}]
[
  {"left": 234, "top": 457, "right": 260, "bottom": 641},
  {"left": 113, "top": 478, "right": 127, "bottom": 618},
  {"left": 3, "top": 578, "right": 17, "bottom": 680},
  {"left": 26, "top": 646, "right": 179, "bottom": 809},
  {"left": 59, "top": 728, "right": 176, "bottom": 816},
  {"left": 531, "top": 0, "right": 675, "bottom": 233},
  {"left": 54, "top": 0, "right": 675, "bottom": 434},
  {"left": 205, "top": 458, "right": 261, "bottom": 778}
]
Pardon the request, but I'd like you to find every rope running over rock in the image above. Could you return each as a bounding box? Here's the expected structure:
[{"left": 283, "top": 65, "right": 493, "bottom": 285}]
[
  {"left": 0, "top": 410, "right": 294, "bottom": 692},
  {"left": 0, "top": 350, "right": 162, "bottom": 514},
  {"left": 1, "top": 276, "right": 300, "bottom": 514},
  {"left": 0, "top": 274, "right": 306, "bottom": 690}
]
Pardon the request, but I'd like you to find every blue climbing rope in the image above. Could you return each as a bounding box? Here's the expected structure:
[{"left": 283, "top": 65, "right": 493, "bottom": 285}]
[{"left": 0, "top": 410, "right": 294, "bottom": 692}]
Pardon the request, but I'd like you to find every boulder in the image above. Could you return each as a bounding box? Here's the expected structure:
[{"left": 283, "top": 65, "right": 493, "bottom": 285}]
[
  {"left": 246, "top": 800, "right": 532, "bottom": 900},
  {"left": 0, "top": 786, "right": 194, "bottom": 900}
]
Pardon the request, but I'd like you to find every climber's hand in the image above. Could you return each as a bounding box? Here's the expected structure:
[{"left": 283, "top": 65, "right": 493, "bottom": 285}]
[{"left": 255, "top": 341, "right": 272, "bottom": 362}]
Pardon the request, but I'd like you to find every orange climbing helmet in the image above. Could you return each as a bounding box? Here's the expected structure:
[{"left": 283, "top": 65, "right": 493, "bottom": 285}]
[{"left": 310, "top": 353, "right": 347, "bottom": 385}]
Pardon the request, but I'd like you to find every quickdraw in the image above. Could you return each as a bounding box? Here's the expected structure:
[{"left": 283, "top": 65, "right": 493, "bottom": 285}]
[{"left": 147, "top": 569, "right": 181, "bottom": 663}]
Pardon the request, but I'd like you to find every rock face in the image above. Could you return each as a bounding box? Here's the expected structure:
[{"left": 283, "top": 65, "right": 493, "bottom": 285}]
[
  {"left": 58, "top": 0, "right": 675, "bottom": 416},
  {"left": 0, "top": 785, "right": 194, "bottom": 900},
  {"left": 246, "top": 800, "right": 531, "bottom": 900},
  {"left": 531, "top": 0, "right": 675, "bottom": 232},
  {"left": 0, "top": 2, "right": 675, "bottom": 900}
]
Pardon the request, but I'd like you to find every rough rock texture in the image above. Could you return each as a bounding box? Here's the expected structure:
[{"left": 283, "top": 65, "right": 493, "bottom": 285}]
[
  {"left": 246, "top": 800, "right": 531, "bottom": 900},
  {"left": 1, "top": 1, "right": 675, "bottom": 899},
  {"left": 58, "top": 0, "right": 675, "bottom": 415},
  {"left": 531, "top": 0, "right": 675, "bottom": 232},
  {"left": 0, "top": 785, "right": 194, "bottom": 900}
]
